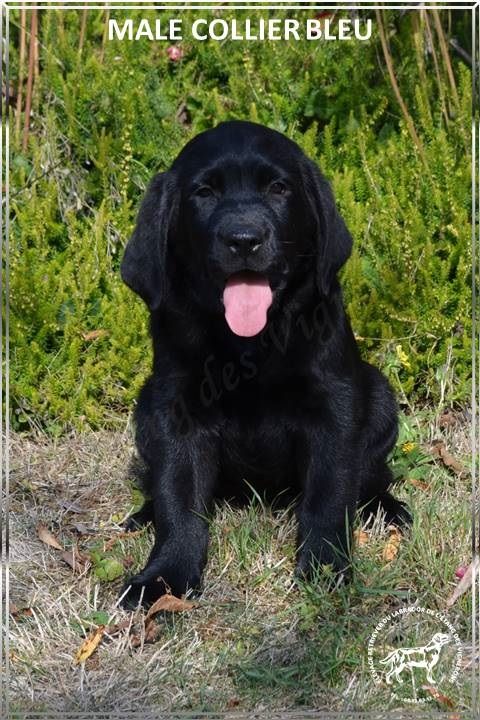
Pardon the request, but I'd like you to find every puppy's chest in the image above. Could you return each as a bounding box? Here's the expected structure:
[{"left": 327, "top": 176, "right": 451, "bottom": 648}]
[{"left": 185, "top": 351, "right": 323, "bottom": 422}]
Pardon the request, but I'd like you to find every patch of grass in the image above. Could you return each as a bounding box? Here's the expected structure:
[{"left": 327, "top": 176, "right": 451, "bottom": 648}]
[{"left": 9, "top": 410, "right": 472, "bottom": 714}]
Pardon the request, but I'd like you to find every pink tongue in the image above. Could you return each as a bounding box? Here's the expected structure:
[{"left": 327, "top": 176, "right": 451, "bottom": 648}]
[{"left": 223, "top": 273, "right": 273, "bottom": 337}]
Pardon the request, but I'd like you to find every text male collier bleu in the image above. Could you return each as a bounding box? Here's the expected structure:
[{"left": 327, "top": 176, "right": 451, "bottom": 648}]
[{"left": 108, "top": 17, "right": 373, "bottom": 42}]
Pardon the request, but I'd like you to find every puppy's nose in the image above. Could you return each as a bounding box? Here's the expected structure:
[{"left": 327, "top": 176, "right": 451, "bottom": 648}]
[{"left": 224, "top": 230, "right": 264, "bottom": 258}]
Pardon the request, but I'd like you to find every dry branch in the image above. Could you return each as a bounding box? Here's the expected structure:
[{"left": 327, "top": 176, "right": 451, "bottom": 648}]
[
  {"left": 22, "top": 9, "right": 37, "bottom": 152},
  {"left": 431, "top": 8, "right": 459, "bottom": 107},
  {"left": 375, "top": 9, "right": 426, "bottom": 164},
  {"left": 15, "top": 5, "right": 27, "bottom": 142},
  {"left": 79, "top": 9, "right": 87, "bottom": 55},
  {"left": 423, "top": 9, "right": 449, "bottom": 127}
]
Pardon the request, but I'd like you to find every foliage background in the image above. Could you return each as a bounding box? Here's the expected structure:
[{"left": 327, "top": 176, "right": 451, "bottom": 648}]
[{"left": 10, "top": 7, "right": 472, "bottom": 434}]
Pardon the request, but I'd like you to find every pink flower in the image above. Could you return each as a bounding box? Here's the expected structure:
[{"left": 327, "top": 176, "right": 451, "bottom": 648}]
[
  {"left": 167, "top": 46, "right": 184, "bottom": 62},
  {"left": 455, "top": 565, "right": 467, "bottom": 579}
]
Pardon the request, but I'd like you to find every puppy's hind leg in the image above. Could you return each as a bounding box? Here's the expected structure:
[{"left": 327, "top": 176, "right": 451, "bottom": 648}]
[
  {"left": 360, "top": 457, "right": 412, "bottom": 528},
  {"left": 360, "top": 486, "right": 412, "bottom": 528},
  {"left": 358, "top": 364, "right": 412, "bottom": 528}
]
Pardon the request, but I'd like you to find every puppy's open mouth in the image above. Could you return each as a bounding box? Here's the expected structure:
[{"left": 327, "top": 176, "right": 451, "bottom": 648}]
[{"left": 223, "top": 272, "right": 273, "bottom": 337}]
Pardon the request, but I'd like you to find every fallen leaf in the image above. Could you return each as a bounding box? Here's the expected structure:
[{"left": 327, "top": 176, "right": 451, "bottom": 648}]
[
  {"left": 37, "top": 523, "right": 63, "bottom": 551},
  {"left": 421, "top": 685, "right": 455, "bottom": 708},
  {"left": 447, "top": 557, "right": 479, "bottom": 607},
  {"left": 61, "top": 548, "right": 89, "bottom": 573},
  {"left": 145, "top": 620, "right": 162, "bottom": 643},
  {"left": 145, "top": 594, "right": 197, "bottom": 623},
  {"left": 408, "top": 478, "right": 430, "bottom": 491},
  {"left": 129, "top": 594, "right": 197, "bottom": 649},
  {"left": 430, "top": 440, "right": 466, "bottom": 476},
  {"left": 130, "top": 620, "right": 162, "bottom": 648},
  {"left": 81, "top": 329, "right": 108, "bottom": 341},
  {"left": 354, "top": 529, "right": 369, "bottom": 546},
  {"left": 382, "top": 528, "right": 402, "bottom": 562},
  {"left": 439, "top": 409, "right": 457, "bottom": 429},
  {"left": 74, "top": 625, "right": 105, "bottom": 665},
  {"left": 9, "top": 603, "right": 32, "bottom": 619},
  {"left": 105, "top": 618, "right": 131, "bottom": 636}
]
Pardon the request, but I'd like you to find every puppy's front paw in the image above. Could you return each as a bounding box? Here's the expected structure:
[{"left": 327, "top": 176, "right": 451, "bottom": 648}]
[
  {"left": 119, "top": 565, "right": 202, "bottom": 610},
  {"left": 295, "top": 539, "right": 351, "bottom": 587},
  {"left": 119, "top": 577, "right": 168, "bottom": 610}
]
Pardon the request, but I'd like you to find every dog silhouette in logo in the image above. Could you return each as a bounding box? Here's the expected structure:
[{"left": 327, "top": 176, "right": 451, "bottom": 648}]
[{"left": 380, "top": 632, "right": 451, "bottom": 685}]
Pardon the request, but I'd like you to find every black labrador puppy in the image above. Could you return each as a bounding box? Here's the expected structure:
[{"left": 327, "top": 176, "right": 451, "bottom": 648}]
[{"left": 120, "top": 120, "right": 410, "bottom": 608}]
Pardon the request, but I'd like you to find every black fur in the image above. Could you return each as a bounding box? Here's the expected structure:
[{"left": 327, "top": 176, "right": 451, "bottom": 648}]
[{"left": 120, "top": 121, "right": 410, "bottom": 608}]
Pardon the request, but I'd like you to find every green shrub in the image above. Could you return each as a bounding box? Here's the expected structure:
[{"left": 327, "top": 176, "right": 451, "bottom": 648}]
[{"left": 10, "top": 8, "right": 471, "bottom": 432}]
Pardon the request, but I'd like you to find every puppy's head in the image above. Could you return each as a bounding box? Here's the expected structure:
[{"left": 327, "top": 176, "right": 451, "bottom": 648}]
[{"left": 121, "top": 121, "right": 352, "bottom": 337}]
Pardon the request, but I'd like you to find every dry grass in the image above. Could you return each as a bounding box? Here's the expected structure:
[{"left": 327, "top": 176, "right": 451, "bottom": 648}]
[{"left": 7, "top": 412, "right": 473, "bottom": 715}]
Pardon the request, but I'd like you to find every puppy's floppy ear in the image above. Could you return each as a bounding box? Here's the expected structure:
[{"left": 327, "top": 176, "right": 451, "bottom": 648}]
[
  {"left": 302, "top": 159, "right": 353, "bottom": 297},
  {"left": 121, "top": 172, "right": 176, "bottom": 310}
]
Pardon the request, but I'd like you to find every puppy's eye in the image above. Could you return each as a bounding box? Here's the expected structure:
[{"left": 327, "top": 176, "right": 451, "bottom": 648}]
[
  {"left": 194, "top": 186, "right": 215, "bottom": 198},
  {"left": 268, "top": 181, "right": 288, "bottom": 196}
]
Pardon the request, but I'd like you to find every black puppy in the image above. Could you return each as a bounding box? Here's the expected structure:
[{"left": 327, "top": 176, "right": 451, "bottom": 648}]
[{"left": 120, "top": 120, "right": 410, "bottom": 608}]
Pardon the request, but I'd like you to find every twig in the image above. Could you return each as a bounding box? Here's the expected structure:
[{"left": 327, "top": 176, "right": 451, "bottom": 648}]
[
  {"left": 22, "top": 9, "right": 37, "bottom": 153},
  {"left": 411, "top": 12, "right": 427, "bottom": 89},
  {"left": 431, "top": 8, "right": 459, "bottom": 107},
  {"left": 375, "top": 9, "right": 426, "bottom": 164},
  {"left": 99, "top": 8, "right": 109, "bottom": 63},
  {"left": 8, "top": 14, "right": 65, "bottom": 71},
  {"left": 78, "top": 8, "right": 87, "bottom": 55},
  {"left": 10, "top": 158, "right": 64, "bottom": 198},
  {"left": 33, "top": 8, "right": 39, "bottom": 81},
  {"left": 15, "top": 4, "right": 27, "bottom": 143},
  {"left": 423, "top": 9, "right": 449, "bottom": 127},
  {"left": 449, "top": 38, "right": 472, "bottom": 68},
  {"left": 411, "top": 11, "right": 443, "bottom": 127}
]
